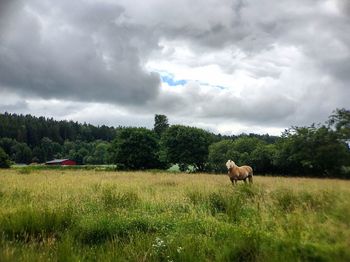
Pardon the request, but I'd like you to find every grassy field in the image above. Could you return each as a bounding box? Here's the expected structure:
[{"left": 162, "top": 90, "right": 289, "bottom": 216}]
[{"left": 0, "top": 169, "right": 349, "bottom": 261}]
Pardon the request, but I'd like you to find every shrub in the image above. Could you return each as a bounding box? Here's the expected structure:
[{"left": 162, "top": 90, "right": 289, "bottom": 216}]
[{"left": 0, "top": 147, "right": 10, "bottom": 168}]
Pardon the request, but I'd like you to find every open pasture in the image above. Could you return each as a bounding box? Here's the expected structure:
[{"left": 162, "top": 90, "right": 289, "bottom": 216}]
[{"left": 0, "top": 169, "right": 350, "bottom": 261}]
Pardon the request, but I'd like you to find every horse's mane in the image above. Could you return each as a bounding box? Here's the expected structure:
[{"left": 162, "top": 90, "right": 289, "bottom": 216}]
[{"left": 226, "top": 160, "right": 236, "bottom": 169}]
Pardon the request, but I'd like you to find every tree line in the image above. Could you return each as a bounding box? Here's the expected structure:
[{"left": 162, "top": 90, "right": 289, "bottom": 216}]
[
  {"left": 0, "top": 112, "right": 116, "bottom": 145},
  {"left": 0, "top": 109, "right": 349, "bottom": 178}
]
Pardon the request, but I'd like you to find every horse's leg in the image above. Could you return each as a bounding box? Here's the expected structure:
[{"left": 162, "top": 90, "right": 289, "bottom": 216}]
[
  {"left": 248, "top": 175, "right": 253, "bottom": 184},
  {"left": 244, "top": 178, "right": 247, "bottom": 184},
  {"left": 230, "top": 177, "right": 237, "bottom": 186}
]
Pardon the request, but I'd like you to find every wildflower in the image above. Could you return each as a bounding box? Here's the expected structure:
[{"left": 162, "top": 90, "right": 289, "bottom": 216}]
[{"left": 152, "top": 237, "right": 166, "bottom": 249}]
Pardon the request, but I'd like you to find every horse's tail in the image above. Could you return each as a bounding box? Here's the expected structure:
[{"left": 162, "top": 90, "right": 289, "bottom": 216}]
[{"left": 248, "top": 167, "right": 253, "bottom": 184}]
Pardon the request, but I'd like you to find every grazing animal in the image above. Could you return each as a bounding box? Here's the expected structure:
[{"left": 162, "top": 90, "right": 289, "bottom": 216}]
[{"left": 226, "top": 160, "right": 253, "bottom": 185}]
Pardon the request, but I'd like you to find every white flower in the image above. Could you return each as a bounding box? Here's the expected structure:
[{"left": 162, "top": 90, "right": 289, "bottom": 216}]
[{"left": 177, "top": 247, "right": 183, "bottom": 253}]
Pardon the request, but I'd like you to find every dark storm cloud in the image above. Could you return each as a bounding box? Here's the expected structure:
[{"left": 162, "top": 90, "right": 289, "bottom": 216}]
[
  {"left": 0, "top": 0, "right": 21, "bottom": 29},
  {"left": 0, "top": 0, "right": 160, "bottom": 105},
  {"left": 337, "top": 0, "right": 350, "bottom": 15}
]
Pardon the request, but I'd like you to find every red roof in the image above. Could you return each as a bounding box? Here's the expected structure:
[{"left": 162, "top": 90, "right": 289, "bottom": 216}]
[{"left": 45, "top": 159, "right": 76, "bottom": 165}]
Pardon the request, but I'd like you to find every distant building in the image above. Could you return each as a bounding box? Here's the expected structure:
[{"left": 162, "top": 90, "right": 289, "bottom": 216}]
[{"left": 45, "top": 159, "right": 77, "bottom": 166}]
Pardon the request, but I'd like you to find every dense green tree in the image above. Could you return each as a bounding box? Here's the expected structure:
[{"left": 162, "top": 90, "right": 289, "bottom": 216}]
[
  {"left": 207, "top": 140, "right": 236, "bottom": 173},
  {"left": 40, "top": 137, "right": 56, "bottom": 162},
  {"left": 0, "top": 138, "right": 17, "bottom": 156},
  {"left": 110, "top": 128, "right": 161, "bottom": 169},
  {"left": 63, "top": 140, "right": 76, "bottom": 156},
  {"left": 85, "top": 142, "right": 110, "bottom": 164},
  {"left": 161, "top": 125, "right": 213, "bottom": 171},
  {"left": 207, "top": 137, "right": 274, "bottom": 173},
  {"left": 32, "top": 146, "right": 46, "bottom": 163},
  {"left": 154, "top": 114, "right": 169, "bottom": 137},
  {"left": 11, "top": 143, "right": 32, "bottom": 164},
  {"left": 0, "top": 147, "right": 11, "bottom": 168},
  {"left": 0, "top": 112, "right": 117, "bottom": 148},
  {"left": 231, "top": 136, "right": 263, "bottom": 155},
  {"left": 73, "top": 148, "right": 89, "bottom": 165},
  {"left": 250, "top": 144, "right": 276, "bottom": 173},
  {"left": 328, "top": 108, "right": 350, "bottom": 140},
  {"left": 274, "top": 126, "right": 350, "bottom": 176}
]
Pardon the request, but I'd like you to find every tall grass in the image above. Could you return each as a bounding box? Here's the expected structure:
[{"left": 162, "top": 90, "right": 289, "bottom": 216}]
[{"left": 0, "top": 169, "right": 349, "bottom": 261}]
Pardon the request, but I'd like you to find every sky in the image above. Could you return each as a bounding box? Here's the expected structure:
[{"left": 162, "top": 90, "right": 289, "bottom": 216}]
[{"left": 0, "top": 0, "right": 349, "bottom": 136}]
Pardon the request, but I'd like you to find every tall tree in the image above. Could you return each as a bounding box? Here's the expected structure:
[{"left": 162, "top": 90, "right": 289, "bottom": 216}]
[
  {"left": 154, "top": 114, "right": 169, "bottom": 137},
  {"left": 328, "top": 108, "right": 350, "bottom": 140},
  {"left": 110, "top": 128, "right": 161, "bottom": 170},
  {"left": 11, "top": 143, "right": 32, "bottom": 164},
  {"left": 207, "top": 140, "right": 236, "bottom": 173},
  {"left": 161, "top": 125, "right": 213, "bottom": 171}
]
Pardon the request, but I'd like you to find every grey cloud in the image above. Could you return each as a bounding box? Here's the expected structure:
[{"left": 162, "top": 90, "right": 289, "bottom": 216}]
[
  {"left": 337, "top": 0, "right": 350, "bottom": 15},
  {"left": 198, "top": 90, "right": 297, "bottom": 125},
  {"left": 0, "top": 0, "right": 22, "bottom": 30},
  {"left": 0, "top": 0, "right": 160, "bottom": 105},
  {"left": 1, "top": 0, "right": 350, "bottom": 134},
  {"left": 0, "top": 100, "right": 28, "bottom": 112},
  {"left": 129, "top": 81, "right": 298, "bottom": 126}
]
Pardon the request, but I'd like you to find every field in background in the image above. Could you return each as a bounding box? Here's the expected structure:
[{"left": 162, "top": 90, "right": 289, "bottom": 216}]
[{"left": 0, "top": 169, "right": 350, "bottom": 261}]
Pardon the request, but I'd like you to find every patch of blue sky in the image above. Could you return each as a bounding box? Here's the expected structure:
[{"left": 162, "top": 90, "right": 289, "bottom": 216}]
[
  {"left": 157, "top": 70, "right": 227, "bottom": 89},
  {"left": 160, "top": 75, "right": 187, "bottom": 86}
]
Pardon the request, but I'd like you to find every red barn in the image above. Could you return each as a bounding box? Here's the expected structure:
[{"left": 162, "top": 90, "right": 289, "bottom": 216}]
[{"left": 45, "top": 159, "right": 77, "bottom": 166}]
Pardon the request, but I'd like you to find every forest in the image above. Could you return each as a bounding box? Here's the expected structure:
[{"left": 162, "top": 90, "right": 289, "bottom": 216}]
[{"left": 0, "top": 109, "right": 349, "bottom": 178}]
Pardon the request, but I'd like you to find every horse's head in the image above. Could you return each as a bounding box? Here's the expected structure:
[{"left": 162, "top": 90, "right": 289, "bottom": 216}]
[{"left": 225, "top": 160, "right": 236, "bottom": 170}]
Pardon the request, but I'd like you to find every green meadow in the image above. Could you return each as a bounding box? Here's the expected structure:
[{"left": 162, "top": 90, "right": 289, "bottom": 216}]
[{"left": 0, "top": 169, "right": 350, "bottom": 261}]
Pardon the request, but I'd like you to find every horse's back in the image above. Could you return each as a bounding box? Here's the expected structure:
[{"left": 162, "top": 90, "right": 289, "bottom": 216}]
[{"left": 241, "top": 165, "right": 253, "bottom": 175}]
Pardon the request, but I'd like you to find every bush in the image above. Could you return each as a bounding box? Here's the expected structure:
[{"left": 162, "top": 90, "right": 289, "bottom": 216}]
[{"left": 0, "top": 147, "right": 10, "bottom": 168}]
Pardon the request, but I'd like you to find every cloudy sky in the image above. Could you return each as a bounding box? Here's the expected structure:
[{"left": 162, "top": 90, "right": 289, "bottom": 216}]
[{"left": 0, "top": 0, "right": 349, "bottom": 135}]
